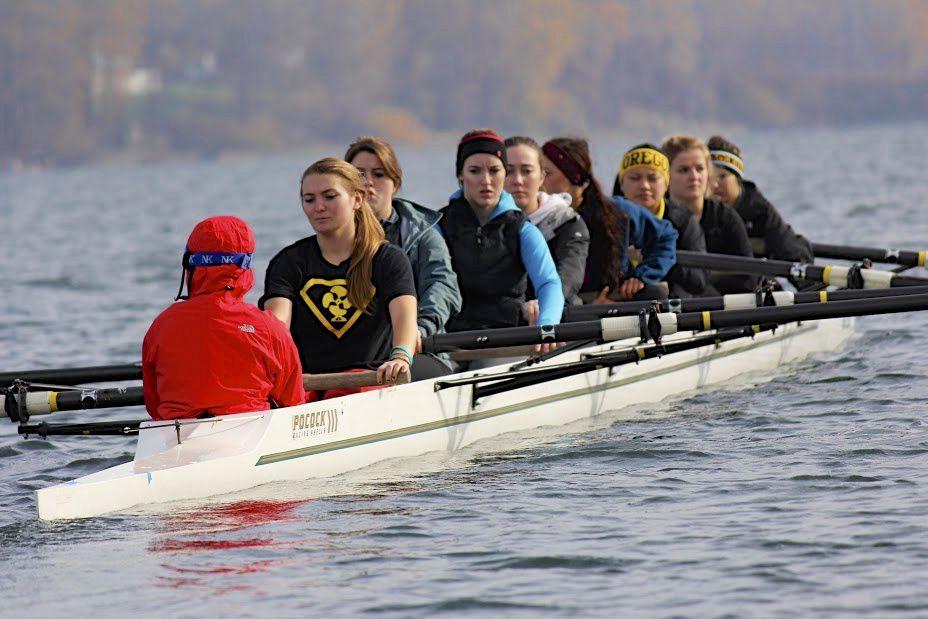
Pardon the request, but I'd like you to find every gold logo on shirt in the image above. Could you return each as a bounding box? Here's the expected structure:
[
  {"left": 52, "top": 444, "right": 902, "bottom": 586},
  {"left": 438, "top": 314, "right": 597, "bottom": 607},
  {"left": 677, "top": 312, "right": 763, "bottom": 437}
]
[{"left": 300, "top": 278, "right": 362, "bottom": 338}]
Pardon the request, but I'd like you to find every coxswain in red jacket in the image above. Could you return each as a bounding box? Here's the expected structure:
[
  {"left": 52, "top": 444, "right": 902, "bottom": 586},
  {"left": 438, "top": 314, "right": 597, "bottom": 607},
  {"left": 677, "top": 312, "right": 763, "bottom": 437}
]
[{"left": 142, "top": 216, "right": 305, "bottom": 420}]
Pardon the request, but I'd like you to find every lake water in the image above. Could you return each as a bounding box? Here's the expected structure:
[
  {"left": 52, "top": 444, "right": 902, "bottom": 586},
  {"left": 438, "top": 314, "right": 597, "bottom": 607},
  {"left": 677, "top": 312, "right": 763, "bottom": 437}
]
[{"left": 1, "top": 124, "right": 927, "bottom": 617}]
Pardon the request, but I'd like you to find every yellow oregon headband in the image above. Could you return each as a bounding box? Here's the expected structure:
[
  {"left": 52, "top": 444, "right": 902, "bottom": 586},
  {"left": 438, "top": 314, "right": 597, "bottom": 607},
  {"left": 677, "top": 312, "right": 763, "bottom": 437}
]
[
  {"left": 710, "top": 150, "right": 745, "bottom": 178},
  {"left": 619, "top": 147, "right": 669, "bottom": 183}
]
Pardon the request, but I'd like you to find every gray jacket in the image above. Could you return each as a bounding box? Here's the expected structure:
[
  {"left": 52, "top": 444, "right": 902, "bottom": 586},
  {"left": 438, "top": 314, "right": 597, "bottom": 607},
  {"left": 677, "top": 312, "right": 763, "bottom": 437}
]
[{"left": 391, "top": 198, "right": 462, "bottom": 336}]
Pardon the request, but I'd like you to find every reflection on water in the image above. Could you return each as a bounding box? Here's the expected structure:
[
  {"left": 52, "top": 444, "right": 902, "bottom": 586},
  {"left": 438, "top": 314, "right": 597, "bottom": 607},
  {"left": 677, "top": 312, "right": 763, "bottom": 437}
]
[
  {"left": 156, "top": 499, "right": 310, "bottom": 537},
  {"left": 151, "top": 499, "right": 310, "bottom": 593}
]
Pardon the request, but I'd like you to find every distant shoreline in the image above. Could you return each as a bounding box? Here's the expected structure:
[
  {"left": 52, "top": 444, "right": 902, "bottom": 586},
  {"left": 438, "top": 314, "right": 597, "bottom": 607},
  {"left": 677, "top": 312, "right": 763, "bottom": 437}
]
[{"left": 5, "top": 118, "right": 927, "bottom": 176}]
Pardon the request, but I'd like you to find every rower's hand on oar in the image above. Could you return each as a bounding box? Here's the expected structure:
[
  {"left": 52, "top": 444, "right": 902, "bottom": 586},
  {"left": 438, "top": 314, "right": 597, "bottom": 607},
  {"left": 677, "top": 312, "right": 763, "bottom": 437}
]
[
  {"left": 534, "top": 341, "right": 564, "bottom": 355},
  {"left": 522, "top": 299, "right": 540, "bottom": 326},
  {"left": 377, "top": 358, "right": 410, "bottom": 385},
  {"left": 618, "top": 277, "right": 644, "bottom": 300},
  {"left": 592, "top": 286, "right": 612, "bottom": 304},
  {"left": 523, "top": 300, "right": 558, "bottom": 354}
]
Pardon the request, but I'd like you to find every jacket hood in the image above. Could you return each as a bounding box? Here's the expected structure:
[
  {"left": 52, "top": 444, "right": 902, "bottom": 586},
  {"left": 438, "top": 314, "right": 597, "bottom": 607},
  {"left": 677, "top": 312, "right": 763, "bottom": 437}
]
[
  {"left": 529, "top": 192, "right": 577, "bottom": 241},
  {"left": 393, "top": 198, "right": 441, "bottom": 227},
  {"left": 393, "top": 198, "right": 441, "bottom": 253},
  {"left": 185, "top": 216, "right": 255, "bottom": 298},
  {"left": 448, "top": 189, "right": 519, "bottom": 221}
]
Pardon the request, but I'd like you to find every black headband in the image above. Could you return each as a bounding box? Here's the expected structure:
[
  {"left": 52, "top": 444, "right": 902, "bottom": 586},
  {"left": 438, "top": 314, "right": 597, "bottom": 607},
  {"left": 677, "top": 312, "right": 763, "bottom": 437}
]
[
  {"left": 542, "top": 141, "right": 589, "bottom": 186},
  {"left": 456, "top": 133, "right": 507, "bottom": 175}
]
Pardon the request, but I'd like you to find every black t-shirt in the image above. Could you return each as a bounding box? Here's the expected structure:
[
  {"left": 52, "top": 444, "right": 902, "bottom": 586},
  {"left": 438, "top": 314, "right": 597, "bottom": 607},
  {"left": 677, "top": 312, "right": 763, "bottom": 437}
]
[{"left": 260, "top": 237, "right": 416, "bottom": 373}]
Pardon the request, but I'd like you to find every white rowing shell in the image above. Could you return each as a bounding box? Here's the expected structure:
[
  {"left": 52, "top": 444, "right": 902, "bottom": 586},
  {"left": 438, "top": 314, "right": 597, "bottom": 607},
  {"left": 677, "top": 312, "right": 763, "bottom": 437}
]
[{"left": 36, "top": 318, "right": 855, "bottom": 520}]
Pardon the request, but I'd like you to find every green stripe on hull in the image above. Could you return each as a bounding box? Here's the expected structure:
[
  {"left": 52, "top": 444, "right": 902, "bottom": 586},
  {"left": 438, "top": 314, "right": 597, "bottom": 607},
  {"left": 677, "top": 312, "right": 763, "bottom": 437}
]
[{"left": 256, "top": 326, "right": 813, "bottom": 466}]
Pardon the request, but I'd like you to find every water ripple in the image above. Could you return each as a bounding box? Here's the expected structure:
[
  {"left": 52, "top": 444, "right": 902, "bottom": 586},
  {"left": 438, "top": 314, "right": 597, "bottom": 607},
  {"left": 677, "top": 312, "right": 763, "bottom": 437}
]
[{"left": 3, "top": 125, "right": 928, "bottom": 616}]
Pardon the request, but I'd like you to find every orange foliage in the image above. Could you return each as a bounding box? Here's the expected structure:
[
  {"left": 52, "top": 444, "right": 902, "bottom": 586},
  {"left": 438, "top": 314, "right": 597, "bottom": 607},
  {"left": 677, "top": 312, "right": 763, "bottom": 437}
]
[{"left": 2, "top": 0, "right": 927, "bottom": 165}]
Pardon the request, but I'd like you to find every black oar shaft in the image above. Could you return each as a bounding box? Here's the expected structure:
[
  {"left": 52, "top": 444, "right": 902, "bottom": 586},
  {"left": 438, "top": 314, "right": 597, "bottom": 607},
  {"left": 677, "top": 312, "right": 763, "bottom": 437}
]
[
  {"left": 5, "top": 369, "right": 408, "bottom": 420},
  {"left": 0, "top": 364, "right": 142, "bottom": 389},
  {"left": 18, "top": 420, "right": 143, "bottom": 437},
  {"left": 474, "top": 326, "right": 765, "bottom": 400},
  {"left": 676, "top": 250, "right": 928, "bottom": 288},
  {"left": 53, "top": 386, "right": 144, "bottom": 411},
  {"left": 3, "top": 385, "right": 144, "bottom": 422},
  {"left": 812, "top": 242, "right": 926, "bottom": 267},
  {"left": 0, "top": 358, "right": 390, "bottom": 390},
  {"left": 424, "top": 321, "right": 606, "bottom": 353},
  {"left": 426, "top": 291, "right": 928, "bottom": 353},
  {"left": 676, "top": 291, "right": 928, "bottom": 331},
  {"left": 564, "top": 285, "right": 928, "bottom": 321}
]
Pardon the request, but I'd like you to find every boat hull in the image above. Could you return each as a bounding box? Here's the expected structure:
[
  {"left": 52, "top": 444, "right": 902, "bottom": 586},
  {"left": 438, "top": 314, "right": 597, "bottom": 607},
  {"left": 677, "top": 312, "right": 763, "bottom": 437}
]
[{"left": 36, "top": 318, "right": 854, "bottom": 520}]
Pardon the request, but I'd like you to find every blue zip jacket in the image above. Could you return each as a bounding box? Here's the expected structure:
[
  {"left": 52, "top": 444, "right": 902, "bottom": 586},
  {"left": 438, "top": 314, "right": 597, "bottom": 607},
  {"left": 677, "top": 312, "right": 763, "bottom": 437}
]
[
  {"left": 390, "top": 198, "right": 463, "bottom": 336},
  {"left": 446, "top": 190, "right": 564, "bottom": 326},
  {"left": 613, "top": 196, "right": 678, "bottom": 284}
]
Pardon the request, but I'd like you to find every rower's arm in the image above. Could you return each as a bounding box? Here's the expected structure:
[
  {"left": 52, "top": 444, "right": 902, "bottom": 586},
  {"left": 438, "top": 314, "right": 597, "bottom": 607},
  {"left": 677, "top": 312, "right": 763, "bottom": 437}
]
[
  {"left": 264, "top": 297, "right": 293, "bottom": 329},
  {"left": 626, "top": 202, "right": 678, "bottom": 284},
  {"left": 674, "top": 214, "right": 709, "bottom": 295},
  {"left": 551, "top": 216, "right": 590, "bottom": 303},
  {"left": 388, "top": 294, "right": 419, "bottom": 354},
  {"left": 141, "top": 327, "right": 160, "bottom": 418},
  {"left": 412, "top": 225, "right": 462, "bottom": 337},
  {"left": 519, "top": 222, "right": 564, "bottom": 326},
  {"left": 265, "top": 313, "right": 306, "bottom": 408},
  {"left": 754, "top": 192, "right": 813, "bottom": 262}
]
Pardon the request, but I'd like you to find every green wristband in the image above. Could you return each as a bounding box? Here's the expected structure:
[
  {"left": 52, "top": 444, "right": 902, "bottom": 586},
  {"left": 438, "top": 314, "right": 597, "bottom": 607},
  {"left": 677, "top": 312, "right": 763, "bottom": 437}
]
[{"left": 391, "top": 344, "right": 413, "bottom": 363}]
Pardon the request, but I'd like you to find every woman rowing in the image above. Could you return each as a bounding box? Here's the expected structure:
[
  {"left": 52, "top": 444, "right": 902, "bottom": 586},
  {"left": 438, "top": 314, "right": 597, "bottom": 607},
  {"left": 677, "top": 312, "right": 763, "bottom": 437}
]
[
  {"left": 143, "top": 216, "right": 305, "bottom": 419},
  {"left": 504, "top": 135, "right": 590, "bottom": 307},
  {"left": 660, "top": 135, "right": 755, "bottom": 295},
  {"left": 613, "top": 143, "right": 708, "bottom": 298},
  {"left": 707, "top": 135, "right": 813, "bottom": 263},
  {"left": 345, "top": 136, "right": 461, "bottom": 378},
  {"left": 440, "top": 129, "right": 564, "bottom": 334},
  {"left": 261, "top": 158, "right": 417, "bottom": 398},
  {"left": 541, "top": 137, "right": 677, "bottom": 303}
]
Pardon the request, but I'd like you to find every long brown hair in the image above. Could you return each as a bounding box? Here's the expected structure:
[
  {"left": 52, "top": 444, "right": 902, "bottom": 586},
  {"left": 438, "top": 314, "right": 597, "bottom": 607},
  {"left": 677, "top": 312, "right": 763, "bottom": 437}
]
[
  {"left": 547, "top": 136, "right": 622, "bottom": 290},
  {"left": 300, "top": 157, "right": 385, "bottom": 313},
  {"left": 344, "top": 135, "right": 404, "bottom": 190}
]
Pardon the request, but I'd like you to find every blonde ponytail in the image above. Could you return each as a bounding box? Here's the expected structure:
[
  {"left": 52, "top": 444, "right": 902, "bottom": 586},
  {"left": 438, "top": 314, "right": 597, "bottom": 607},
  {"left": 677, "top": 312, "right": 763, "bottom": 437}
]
[{"left": 344, "top": 201, "right": 382, "bottom": 312}]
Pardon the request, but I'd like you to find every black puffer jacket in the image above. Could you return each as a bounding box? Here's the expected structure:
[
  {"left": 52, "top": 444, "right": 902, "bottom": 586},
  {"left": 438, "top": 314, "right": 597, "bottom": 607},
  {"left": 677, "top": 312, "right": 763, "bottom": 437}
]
[
  {"left": 700, "top": 199, "right": 756, "bottom": 295},
  {"left": 734, "top": 181, "right": 813, "bottom": 263},
  {"left": 440, "top": 196, "right": 527, "bottom": 330},
  {"left": 547, "top": 217, "right": 589, "bottom": 306},
  {"left": 524, "top": 192, "right": 590, "bottom": 306}
]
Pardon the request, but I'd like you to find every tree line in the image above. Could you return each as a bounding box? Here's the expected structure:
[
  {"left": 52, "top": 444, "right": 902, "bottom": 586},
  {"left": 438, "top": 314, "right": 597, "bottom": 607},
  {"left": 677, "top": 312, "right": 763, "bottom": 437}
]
[{"left": 1, "top": 0, "right": 926, "bottom": 166}]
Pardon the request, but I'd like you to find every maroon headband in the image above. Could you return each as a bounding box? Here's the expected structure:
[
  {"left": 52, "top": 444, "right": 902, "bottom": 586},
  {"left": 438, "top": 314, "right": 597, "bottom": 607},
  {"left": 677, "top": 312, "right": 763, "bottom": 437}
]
[
  {"left": 542, "top": 141, "right": 589, "bottom": 186},
  {"left": 456, "top": 133, "right": 507, "bottom": 175}
]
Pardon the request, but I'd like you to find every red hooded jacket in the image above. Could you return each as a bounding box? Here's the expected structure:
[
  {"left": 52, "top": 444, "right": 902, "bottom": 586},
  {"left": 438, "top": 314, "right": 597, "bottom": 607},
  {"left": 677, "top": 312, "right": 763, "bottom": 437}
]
[{"left": 142, "top": 216, "right": 304, "bottom": 420}]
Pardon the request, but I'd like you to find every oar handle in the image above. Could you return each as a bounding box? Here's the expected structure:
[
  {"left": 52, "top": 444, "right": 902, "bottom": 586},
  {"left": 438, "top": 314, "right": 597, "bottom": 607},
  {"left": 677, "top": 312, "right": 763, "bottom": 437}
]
[{"left": 302, "top": 370, "right": 409, "bottom": 391}]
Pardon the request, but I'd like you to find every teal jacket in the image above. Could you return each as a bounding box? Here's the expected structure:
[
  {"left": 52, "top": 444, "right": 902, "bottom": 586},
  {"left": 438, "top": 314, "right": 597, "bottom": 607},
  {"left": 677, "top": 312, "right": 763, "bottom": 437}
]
[{"left": 391, "top": 198, "right": 462, "bottom": 336}]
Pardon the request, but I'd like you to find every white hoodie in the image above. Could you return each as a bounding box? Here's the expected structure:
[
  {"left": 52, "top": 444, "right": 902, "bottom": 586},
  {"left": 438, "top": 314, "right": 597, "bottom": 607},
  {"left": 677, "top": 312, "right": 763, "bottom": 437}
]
[{"left": 527, "top": 192, "right": 578, "bottom": 241}]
